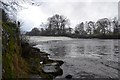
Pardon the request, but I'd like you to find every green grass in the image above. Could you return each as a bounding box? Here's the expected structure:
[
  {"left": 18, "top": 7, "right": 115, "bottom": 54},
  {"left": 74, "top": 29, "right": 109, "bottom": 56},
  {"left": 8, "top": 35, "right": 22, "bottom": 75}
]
[
  {"left": 2, "top": 22, "right": 30, "bottom": 78},
  {"left": 0, "top": 54, "right": 1, "bottom": 64},
  {"left": 0, "top": 41, "right": 1, "bottom": 64},
  {"left": 2, "top": 21, "right": 57, "bottom": 79}
]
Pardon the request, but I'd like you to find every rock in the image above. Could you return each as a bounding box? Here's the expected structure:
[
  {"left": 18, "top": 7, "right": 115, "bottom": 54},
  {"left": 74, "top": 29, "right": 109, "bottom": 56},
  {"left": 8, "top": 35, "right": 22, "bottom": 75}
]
[
  {"left": 41, "top": 54, "right": 49, "bottom": 63},
  {"left": 55, "top": 60, "right": 64, "bottom": 66},
  {"left": 101, "top": 62, "right": 104, "bottom": 64},
  {"left": 49, "top": 48, "right": 52, "bottom": 51},
  {"left": 31, "top": 47, "right": 41, "bottom": 54},
  {"left": 42, "top": 62, "right": 61, "bottom": 73},
  {"left": 42, "top": 62, "right": 63, "bottom": 77},
  {"left": 32, "top": 47, "right": 40, "bottom": 52},
  {"left": 40, "top": 61, "right": 43, "bottom": 64},
  {"left": 50, "top": 62, "right": 59, "bottom": 66},
  {"left": 65, "top": 75, "right": 72, "bottom": 79}
]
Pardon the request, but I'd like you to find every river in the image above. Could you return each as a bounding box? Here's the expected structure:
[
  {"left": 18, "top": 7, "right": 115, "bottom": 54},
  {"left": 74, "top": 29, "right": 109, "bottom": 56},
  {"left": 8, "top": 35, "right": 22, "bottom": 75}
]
[{"left": 29, "top": 36, "right": 120, "bottom": 78}]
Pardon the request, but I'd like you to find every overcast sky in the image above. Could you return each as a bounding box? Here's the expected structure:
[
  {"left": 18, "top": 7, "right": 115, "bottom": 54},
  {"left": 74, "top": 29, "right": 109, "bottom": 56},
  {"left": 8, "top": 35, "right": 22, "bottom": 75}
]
[{"left": 17, "top": 0, "right": 119, "bottom": 31}]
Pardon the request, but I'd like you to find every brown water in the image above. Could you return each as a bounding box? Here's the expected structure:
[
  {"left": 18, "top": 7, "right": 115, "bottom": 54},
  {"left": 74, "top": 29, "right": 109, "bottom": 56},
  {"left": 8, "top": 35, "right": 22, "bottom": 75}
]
[
  {"left": 30, "top": 36, "right": 120, "bottom": 78},
  {"left": 34, "top": 39, "right": 119, "bottom": 61}
]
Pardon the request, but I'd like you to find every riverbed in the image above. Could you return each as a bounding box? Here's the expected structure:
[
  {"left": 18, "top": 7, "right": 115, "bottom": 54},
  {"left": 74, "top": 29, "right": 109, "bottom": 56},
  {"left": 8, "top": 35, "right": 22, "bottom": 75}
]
[{"left": 29, "top": 36, "right": 120, "bottom": 78}]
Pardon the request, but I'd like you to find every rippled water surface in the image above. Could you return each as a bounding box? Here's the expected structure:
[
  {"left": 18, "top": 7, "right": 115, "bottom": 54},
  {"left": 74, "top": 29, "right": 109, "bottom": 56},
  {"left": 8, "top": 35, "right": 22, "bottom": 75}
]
[
  {"left": 29, "top": 36, "right": 120, "bottom": 78},
  {"left": 33, "top": 38, "right": 119, "bottom": 61}
]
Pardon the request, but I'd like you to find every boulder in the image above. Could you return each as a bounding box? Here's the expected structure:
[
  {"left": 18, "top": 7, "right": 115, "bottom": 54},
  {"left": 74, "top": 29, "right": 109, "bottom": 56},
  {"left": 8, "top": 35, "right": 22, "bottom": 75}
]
[
  {"left": 55, "top": 60, "right": 64, "bottom": 66},
  {"left": 42, "top": 62, "right": 63, "bottom": 76},
  {"left": 65, "top": 74, "right": 72, "bottom": 79},
  {"left": 42, "top": 62, "right": 60, "bottom": 73}
]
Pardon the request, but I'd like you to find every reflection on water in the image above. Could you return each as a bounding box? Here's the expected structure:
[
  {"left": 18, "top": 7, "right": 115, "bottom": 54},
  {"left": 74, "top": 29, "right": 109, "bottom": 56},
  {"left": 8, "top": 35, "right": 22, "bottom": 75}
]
[{"left": 35, "top": 39, "right": 119, "bottom": 62}]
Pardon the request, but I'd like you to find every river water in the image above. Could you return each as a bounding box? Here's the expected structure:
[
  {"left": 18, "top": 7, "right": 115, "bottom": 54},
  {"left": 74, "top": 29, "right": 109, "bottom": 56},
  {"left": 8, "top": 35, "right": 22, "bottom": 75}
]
[{"left": 29, "top": 36, "right": 120, "bottom": 78}]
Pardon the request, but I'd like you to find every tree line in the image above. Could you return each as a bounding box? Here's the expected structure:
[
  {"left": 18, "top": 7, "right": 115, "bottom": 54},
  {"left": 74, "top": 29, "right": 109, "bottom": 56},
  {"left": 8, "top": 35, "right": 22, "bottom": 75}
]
[{"left": 26, "top": 14, "right": 120, "bottom": 39}]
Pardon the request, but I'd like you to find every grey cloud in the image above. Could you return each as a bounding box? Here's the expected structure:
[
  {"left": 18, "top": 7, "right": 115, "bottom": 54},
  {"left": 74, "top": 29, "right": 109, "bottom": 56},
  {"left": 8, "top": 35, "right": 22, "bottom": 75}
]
[{"left": 17, "top": 1, "right": 118, "bottom": 31}]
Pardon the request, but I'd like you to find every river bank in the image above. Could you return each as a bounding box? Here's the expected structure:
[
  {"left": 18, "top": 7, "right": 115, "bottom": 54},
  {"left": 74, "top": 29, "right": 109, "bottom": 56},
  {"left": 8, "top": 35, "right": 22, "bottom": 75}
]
[
  {"left": 21, "top": 41, "right": 64, "bottom": 79},
  {"left": 2, "top": 21, "right": 64, "bottom": 79}
]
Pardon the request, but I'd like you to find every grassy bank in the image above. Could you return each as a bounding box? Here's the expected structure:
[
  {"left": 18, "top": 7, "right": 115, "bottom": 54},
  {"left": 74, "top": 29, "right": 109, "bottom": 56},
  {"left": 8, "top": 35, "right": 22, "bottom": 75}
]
[
  {"left": 2, "top": 21, "right": 63, "bottom": 79},
  {"left": 2, "top": 22, "right": 29, "bottom": 78}
]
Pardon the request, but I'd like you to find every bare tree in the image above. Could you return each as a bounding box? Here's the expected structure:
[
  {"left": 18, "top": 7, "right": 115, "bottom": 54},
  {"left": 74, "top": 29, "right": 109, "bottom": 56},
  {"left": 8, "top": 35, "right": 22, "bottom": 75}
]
[
  {"left": 96, "top": 18, "right": 111, "bottom": 35},
  {"left": 88, "top": 21, "right": 95, "bottom": 35},
  {"left": 0, "top": 0, "right": 42, "bottom": 21},
  {"left": 112, "top": 17, "right": 119, "bottom": 34},
  {"left": 75, "top": 22, "right": 85, "bottom": 35},
  {"left": 47, "top": 14, "right": 70, "bottom": 35}
]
